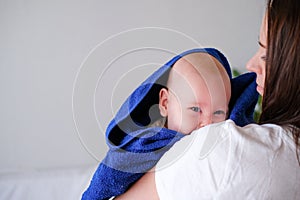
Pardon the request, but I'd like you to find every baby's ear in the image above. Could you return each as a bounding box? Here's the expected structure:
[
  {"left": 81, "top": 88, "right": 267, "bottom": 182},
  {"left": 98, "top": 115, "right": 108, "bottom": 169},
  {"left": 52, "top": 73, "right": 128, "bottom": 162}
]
[{"left": 159, "top": 88, "right": 168, "bottom": 117}]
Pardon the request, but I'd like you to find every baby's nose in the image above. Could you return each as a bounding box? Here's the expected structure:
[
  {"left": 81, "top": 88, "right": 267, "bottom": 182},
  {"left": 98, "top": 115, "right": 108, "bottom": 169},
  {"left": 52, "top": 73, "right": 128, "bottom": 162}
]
[{"left": 198, "top": 115, "right": 213, "bottom": 128}]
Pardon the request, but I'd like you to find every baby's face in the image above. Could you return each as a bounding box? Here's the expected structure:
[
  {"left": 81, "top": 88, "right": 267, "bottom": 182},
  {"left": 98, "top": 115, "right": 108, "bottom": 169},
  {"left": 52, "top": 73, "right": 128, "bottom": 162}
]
[{"left": 160, "top": 53, "right": 231, "bottom": 134}]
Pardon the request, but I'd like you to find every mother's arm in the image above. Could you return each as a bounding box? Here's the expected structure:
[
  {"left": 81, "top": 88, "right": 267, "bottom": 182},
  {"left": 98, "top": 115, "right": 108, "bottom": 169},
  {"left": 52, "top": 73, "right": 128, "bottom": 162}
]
[{"left": 114, "top": 170, "right": 159, "bottom": 200}]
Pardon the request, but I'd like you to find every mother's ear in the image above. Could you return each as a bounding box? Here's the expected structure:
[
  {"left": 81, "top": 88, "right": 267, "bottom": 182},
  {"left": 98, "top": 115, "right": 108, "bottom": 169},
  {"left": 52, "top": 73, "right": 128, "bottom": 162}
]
[{"left": 159, "top": 88, "right": 168, "bottom": 117}]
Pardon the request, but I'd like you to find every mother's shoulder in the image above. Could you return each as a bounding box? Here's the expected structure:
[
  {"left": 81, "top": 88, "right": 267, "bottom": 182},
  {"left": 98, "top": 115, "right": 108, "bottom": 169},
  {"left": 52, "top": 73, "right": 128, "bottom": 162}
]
[{"left": 218, "top": 119, "right": 295, "bottom": 150}]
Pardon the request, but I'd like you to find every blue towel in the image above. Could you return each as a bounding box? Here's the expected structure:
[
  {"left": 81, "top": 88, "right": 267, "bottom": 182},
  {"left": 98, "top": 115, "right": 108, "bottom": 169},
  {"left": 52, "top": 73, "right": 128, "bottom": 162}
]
[{"left": 82, "top": 48, "right": 259, "bottom": 200}]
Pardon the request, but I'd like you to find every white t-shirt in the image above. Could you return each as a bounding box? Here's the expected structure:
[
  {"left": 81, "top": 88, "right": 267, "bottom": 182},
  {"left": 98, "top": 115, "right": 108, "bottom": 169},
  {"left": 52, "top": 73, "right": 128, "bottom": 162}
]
[{"left": 155, "top": 120, "right": 300, "bottom": 200}]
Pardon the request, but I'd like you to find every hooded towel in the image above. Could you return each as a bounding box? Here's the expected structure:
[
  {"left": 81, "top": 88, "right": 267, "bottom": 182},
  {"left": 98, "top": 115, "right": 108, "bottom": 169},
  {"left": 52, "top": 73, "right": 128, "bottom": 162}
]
[{"left": 82, "top": 48, "right": 259, "bottom": 200}]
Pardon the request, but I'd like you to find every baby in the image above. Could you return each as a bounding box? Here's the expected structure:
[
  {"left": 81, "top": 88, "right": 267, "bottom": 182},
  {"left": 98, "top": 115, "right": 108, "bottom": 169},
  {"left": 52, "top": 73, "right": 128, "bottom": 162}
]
[
  {"left": 154, "top": 52, "right": 231, "bottom": 134},
  {"left": 82, "top": 48, "right": 235, "bottom": 200}
]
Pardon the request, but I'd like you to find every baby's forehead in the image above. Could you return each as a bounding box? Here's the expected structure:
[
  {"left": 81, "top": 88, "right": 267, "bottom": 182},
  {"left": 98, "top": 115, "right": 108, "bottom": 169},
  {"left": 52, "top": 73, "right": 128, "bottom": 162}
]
[
  {"left": 171, "top": 52, "right": 226, "bottom": 78},
  {"left": 168, "top": 52, "right": 231, "bottom": 99}
]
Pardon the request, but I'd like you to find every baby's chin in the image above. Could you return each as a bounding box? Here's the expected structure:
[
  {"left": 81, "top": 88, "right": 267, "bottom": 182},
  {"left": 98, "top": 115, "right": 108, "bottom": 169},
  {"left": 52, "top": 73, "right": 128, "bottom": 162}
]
[
  {"left": 179, "top": 129, "right": 195, "bottom": 135},
  {"left": 168, "top": 128, "right": 191, "bottom": 135},
  {"left": 168, "top": 125, "right": 199, "bottom": 135}
]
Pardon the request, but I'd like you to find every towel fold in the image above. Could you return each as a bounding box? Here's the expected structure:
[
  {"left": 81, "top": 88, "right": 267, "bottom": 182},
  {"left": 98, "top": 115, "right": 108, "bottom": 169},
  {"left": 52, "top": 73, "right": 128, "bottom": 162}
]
[{"left": 82, "top": 48, "right": 259, "bottom": 200}]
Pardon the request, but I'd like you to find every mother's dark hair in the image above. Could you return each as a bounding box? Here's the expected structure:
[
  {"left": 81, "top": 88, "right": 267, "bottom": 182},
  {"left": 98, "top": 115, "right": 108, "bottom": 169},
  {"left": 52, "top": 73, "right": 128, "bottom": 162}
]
[{"left": 260, "top": 0, "right": 300, "bottom": 161}]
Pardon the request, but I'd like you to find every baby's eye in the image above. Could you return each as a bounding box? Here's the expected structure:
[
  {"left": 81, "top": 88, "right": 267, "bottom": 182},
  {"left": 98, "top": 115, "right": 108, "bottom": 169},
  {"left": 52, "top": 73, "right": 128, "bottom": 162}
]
[
  {"left": 190, "top": 107, "right": 201, "bottom": 112},
  {"left": 214, "top": 110, "right": 226, "bottom": 115}
]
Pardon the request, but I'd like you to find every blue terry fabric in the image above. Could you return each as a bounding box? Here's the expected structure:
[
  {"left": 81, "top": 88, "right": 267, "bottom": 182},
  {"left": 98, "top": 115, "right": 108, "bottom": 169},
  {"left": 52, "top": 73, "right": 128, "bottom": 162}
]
[
  {"left": 82, "top": 48, "right": 259, "bottom": 200},
  {"left": 229, "top": 72, "right": 259, "bottom": 126}
]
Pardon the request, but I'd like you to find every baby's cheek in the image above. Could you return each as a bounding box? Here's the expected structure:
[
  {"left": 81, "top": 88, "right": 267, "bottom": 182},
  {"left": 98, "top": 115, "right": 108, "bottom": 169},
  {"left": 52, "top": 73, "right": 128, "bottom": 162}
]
[
  {"left": 181, "top": 117, "right": 200, "bottom": 134},
  {"left": 213, "top": 115, "right": 227, "bottom": 123}
]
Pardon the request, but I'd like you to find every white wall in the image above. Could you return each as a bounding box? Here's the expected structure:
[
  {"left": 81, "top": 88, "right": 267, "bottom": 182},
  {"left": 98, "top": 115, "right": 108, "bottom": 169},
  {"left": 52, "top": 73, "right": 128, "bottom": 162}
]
[{"left": 0, "top": 0, "right": 265, "bottom": 171}]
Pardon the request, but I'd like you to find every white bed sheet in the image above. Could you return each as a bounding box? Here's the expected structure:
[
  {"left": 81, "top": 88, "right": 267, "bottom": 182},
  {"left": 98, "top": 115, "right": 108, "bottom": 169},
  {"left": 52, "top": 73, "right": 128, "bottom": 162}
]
[{"left": 0, "top": 165, "right": 97, "bottom": 200}]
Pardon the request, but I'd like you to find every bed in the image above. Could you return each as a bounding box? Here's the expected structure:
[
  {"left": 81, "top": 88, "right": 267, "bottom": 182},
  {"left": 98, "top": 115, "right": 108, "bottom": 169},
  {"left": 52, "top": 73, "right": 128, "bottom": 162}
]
[{"left": 0, "top": 164, "right": 96, "bottom": 200}]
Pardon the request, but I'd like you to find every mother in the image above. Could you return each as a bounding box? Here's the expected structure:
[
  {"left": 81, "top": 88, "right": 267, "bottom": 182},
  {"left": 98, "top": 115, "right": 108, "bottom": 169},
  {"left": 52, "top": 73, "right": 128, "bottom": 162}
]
[{"left": 116, "top": 0, "right": 300, "bottom": 199}]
